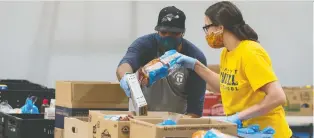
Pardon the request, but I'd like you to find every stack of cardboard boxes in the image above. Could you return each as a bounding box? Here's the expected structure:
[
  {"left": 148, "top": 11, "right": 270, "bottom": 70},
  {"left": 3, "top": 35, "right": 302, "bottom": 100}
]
[
  {"left": 283, "top": 86, "right": 313, "bottom": 116},
  {"left": 54, "top": 81, "right": 129, "bottom": 138},
  {"left": 54, "top": 80, "right": 238, "bottom": 138}
]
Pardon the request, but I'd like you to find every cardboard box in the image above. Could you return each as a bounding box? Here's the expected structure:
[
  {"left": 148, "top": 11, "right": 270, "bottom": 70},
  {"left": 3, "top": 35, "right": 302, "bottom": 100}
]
[
  {"left": 89, "top": 110, "right": 133, "bottom": 138},
  {"left": 125, "top": 74, "right": 148, "bottom": 116},
  {"left": 203, "top": 91, "right": 225, "bottom": 116},
  {"left": 130, "top": 118, "right": 237, "bottom": 138},
  {"left": 55, "top": 81, "right": 129, "bottom": 129},
  {"left": 283, "top": 86, "right": 313, "bottom": 116},
  {"left": 54, "top": 128, "right": 64, "bottom": 138},
  {"left": 64, "top": 117, "right": 88, "bottom": 138},
  {"left": 89, "top": 110, "right": 190, "bottom": 138}
]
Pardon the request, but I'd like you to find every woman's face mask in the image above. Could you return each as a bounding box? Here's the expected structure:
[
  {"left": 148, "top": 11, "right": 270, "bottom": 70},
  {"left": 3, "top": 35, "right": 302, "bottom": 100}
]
[
  {"left": 156, "top": 33, "right": 182, "bottom": 52},
  {"left": 206, "top": 30, "right": 224, "bottom": 49}
]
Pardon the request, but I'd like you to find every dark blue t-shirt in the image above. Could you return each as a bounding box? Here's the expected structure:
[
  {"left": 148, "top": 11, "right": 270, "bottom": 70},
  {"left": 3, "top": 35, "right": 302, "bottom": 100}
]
[{"left": 118, "top": 33, "right": 207, "bottom": 116}]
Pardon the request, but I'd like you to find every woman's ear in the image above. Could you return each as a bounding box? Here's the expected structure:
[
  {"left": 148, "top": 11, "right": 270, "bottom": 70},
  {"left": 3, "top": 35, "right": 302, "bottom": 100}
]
[{"left": 218, "top": 25, "right": 224, "bottom": 32}]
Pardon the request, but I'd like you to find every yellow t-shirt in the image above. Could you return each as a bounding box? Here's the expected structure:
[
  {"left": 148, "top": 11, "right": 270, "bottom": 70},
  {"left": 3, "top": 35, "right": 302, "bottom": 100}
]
[{"left": 219, "top": 40, "right": 292, "bottom": 138}]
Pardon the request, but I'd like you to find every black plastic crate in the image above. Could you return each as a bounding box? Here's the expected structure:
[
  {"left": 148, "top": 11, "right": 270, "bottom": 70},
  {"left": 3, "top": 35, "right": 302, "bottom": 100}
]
[
  {"left": 0, "top": 80, "right": 30, "bottom": 84},
  {"left": 0, "top": 79, "right": 50, "bottom": 91},
  {"left": 0, "top": 112, "right": 29, "bottom": 138},
  {"left": 6, "top": 114, "right": 54, "bottom": 138},
  {"left": 0, "top": 83, "right": 48, "bottom": 91},
  {"left": 290, "top": 124, "right": 313, "bottom": 138},
  {"left": 0, "top": 89, "right": 55, "bottom": 112}
]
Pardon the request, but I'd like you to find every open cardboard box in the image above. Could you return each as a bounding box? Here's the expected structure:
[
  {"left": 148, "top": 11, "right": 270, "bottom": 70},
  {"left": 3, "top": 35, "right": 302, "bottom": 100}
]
[
  {"left": 54, "top": 127, "right": 64, "bottom": 138},
  {"left": 89, "top": 111, "right": 132, "bottom": 138},
  {"left": 64, "top": 117, "right": 88, "bottom": 138},
  {"left": 89, "top": 110, "right": 190, "bottom": 138},
  {"left": 130, "top": 118, "right": 237, "bottom": 138}
]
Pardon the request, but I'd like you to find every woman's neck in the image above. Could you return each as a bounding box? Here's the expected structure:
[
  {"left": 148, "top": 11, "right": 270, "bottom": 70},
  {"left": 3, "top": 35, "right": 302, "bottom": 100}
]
[{"left": 224, "top": 34, "right": 241, "bottom": 52}]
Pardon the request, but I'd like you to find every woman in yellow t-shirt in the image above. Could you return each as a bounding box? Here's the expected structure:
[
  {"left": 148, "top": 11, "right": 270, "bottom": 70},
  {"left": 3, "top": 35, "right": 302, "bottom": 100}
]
[{"left": 177, "top": 1, "right": 292, "bottom": 138}]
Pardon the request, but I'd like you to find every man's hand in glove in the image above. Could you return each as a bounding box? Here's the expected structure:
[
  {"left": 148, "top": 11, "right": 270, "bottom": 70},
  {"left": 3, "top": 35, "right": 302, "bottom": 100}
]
[
  {"left": 119, "top": 73, "right": 131, "bottom": 97},
  {"left": 176, "top": 54, "right": 197, "bottom": 70}
]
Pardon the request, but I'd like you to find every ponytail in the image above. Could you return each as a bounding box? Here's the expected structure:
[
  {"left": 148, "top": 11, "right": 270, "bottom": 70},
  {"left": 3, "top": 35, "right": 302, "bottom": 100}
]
[{"left": 230, "top": 24, "right": 259, "bottom": 42}]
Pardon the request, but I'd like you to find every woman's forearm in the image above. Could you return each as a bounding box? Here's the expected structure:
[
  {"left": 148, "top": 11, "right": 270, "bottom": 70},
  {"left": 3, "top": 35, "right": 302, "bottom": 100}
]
[
  {"left": 238, "top": 84, "right": 286, "bottom": 120},
  {"left": 194, "top": 60, "right": 220, "bottom": 92}
]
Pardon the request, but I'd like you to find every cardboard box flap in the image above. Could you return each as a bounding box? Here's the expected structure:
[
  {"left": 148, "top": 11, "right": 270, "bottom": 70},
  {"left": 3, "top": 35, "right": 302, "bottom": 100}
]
[
  {"left": 56, "top": 81, "right": 128, "bottom": 107},
  {"left": 132, "top": 118, "right": 228, "bottom": 125},
  {"left": 130, "top": 118, "right": 237, "bottom": 137},
  {"left": 71, "top": 83, "right": 125, "bottom": 102}
]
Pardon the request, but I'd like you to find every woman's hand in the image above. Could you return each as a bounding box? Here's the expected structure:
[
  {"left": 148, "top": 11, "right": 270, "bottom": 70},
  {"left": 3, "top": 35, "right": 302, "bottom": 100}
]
[
  {"left": 176, "top": 54, "right": 197, "bottom": 70},
  {"left": 225, "top": 113, "right": 242, "bottom": 128}
]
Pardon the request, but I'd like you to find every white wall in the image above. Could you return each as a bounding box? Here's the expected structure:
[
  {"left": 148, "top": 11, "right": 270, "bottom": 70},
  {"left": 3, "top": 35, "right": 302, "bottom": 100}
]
[{"left": 0, "top": 1, "right": 312, "bottom": 87}]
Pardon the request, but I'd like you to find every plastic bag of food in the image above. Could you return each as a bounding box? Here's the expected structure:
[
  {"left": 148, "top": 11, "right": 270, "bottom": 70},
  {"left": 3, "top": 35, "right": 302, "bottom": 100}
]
[
  {"left": 21, "top": 96, "right": 39, "bottom": 114},
  {"left": 192, "top": 129, "right": 238, "bottom": 138},
  {"left": 192, "top": 130, "right": 207, "bottom": 138},
  {"left": 140, "top": 50, "right": 182, "bottom": 86},
  {"left": 0, "top": 100, "right": 13, "bottom": 113},
  {"left": 103, "top": 114, "right": 134, "bottom": 121},
  {"left": 157, "top": 112, "right": 182, "bottom": 126},
  {"left": 238, "top": 126, "right": 275, "bottom": 138}
]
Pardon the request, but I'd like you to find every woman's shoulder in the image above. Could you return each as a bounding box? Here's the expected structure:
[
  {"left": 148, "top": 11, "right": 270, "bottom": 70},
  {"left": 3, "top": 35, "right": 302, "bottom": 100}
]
[{"left": 241, "top": 40, "right": 268, "bottom": 56}]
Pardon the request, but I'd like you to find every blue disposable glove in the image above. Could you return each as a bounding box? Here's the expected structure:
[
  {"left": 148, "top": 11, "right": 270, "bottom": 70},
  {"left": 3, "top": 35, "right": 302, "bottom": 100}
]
[
  {"left": 226, "top": 113, "right": 242, "bottom": 128},
  {"left": 238, "top": 125, "right": 275, "bottom": 138},
  {"left": 157, "top": 119, "right": 177, "bottom": 126},
  {"left": 119, "top": 73, "right": 131, "bottom": 97},
  {"left": 176, "top": 54, "right": 197, "bottom": 70},
  {"left": 238, "top": 124, "right": 260, "bottom": 134}
]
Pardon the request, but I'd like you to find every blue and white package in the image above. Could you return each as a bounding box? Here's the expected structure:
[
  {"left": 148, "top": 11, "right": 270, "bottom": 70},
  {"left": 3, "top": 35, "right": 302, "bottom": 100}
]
[
  {"left": 21, "top": 96, "right": 39, "bottom": 114},
  {"left": 237, "top": 125, "right": 275, "bottom": 138},
  {"left": 204, "top": 129, "right": 238, "bottom": 138},
  {"left": 157, "top": 112, "right": 182, "bottom": 126},
  {"left": 142, "top": 50, "right": 182, "bottom": 86}
]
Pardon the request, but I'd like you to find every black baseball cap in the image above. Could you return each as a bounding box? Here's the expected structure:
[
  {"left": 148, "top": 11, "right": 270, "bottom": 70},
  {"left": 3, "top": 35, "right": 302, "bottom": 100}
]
[{"left": 155, "top": 6, "right": 186, "bottom": 33}]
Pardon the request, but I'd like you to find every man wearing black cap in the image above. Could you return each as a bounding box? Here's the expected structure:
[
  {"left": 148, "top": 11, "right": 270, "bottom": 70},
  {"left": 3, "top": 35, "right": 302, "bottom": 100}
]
[{"left": 116, "top": 6, "right": 207, "bottom": 117}]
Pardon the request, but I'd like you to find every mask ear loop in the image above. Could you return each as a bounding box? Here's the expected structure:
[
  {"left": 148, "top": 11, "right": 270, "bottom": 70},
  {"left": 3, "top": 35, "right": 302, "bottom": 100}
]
[{"left": 212, "top": 29, "right": 223, "bottom": 35}]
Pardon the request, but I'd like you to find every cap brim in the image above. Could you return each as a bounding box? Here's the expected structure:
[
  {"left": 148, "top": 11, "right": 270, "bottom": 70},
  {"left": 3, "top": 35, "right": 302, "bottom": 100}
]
[{"left": 155, "top": 26, "right": 185, "bottom": 33}]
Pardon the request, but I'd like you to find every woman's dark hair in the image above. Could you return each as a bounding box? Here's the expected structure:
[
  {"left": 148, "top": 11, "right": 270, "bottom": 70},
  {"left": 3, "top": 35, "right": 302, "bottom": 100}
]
[{"left": 205, "top": 1, "right": 258, "bottom": 42}]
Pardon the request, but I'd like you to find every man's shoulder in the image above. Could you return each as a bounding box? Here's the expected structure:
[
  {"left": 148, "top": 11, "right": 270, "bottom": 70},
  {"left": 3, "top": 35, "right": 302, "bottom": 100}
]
[
  {"left": 134, "top": 33, "right": 156, "bottom": 44},
  {"left": 129, "top": 33, "right": 156, "bottom": 50},
  {"left": 182, "top": 39, "right": 207, "bottom": 64}
]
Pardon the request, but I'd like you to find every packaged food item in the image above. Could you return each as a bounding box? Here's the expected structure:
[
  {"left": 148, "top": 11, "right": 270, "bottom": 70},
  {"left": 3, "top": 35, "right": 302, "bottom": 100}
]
[
  {"left": 103, "top": 114, "right": 134, "bottom": 121},
  {"left": 157, "top": 112, "right": 182, "bottom": 126},
  {"left": 0, "top": 101, "right": 13, "bottom": 113},
  {"left": 21, "top": 96, "right": 39, "bottom": 114},
  {"left": 205, "top": 129, "right": 238, "bottom": 138},
  {"left": 192, "top": 129, "right": 238, "bottom": 138},
  {"left": 140, "top": 50, "right": 182, "bottom": 86},
  {"left": 192, "top": 130, "right": 207, "bottom": 138},
  {"left": 40, "top": 99, "right": 49, "bottom": 114},
  {"left": 0, "top": 84, "right": 7, "bottom": 90},
  {"left": 238, "top": 125, "right": 275, "bottom": 138},
  {"left": 125, "top": 73, "right": 148, "bottom": 116}
]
